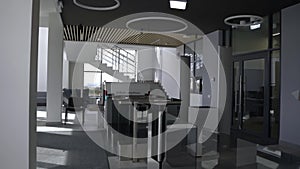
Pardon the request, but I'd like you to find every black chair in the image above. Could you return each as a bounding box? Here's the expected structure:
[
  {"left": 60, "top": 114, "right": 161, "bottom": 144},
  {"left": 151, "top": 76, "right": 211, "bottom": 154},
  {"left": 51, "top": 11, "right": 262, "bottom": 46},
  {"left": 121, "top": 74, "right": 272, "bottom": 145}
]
[
  {"left": 135, "top": 103, "right": 151, "bottom": 138},
  {"left": 36, "top": 92, "right": 47, "bottom": 106},
  {"left": 136, "top": 103, "right": 151, "bottom": 120},
  {"left": 82, "top": 89, "right": 89, "bottom": 106},
  {"left": 63, "top": 96, "right": 85, "bottom": 125},
  {"left": 63, "top": 88, "right": 72, "bottom": 99},
  {"left": 62, "top": 88, "right": 72, "bottom": 119}
]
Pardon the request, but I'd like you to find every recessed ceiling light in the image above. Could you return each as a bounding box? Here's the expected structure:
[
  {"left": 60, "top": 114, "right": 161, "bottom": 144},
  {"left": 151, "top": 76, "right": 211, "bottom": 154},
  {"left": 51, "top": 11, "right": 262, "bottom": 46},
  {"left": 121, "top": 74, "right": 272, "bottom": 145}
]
[
  {"left": 169, "top": 0, "right": 187, "bottom": 10},
  {"left": 250, "top": 24, "right": 261, "bottom": 30}
]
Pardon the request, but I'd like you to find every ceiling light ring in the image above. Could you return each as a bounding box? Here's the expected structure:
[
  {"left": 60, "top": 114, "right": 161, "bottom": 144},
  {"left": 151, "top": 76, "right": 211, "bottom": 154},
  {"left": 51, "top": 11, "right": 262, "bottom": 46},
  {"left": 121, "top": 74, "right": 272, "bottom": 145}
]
[
  {"left": 126, "top": 16, "right": 188, "bottom": 33},
  {"left": 73, "top": 0, "right": 120, "bottom": 11},
  {"left": 224, "top": 15, "right": 264, "bottom": 27}
]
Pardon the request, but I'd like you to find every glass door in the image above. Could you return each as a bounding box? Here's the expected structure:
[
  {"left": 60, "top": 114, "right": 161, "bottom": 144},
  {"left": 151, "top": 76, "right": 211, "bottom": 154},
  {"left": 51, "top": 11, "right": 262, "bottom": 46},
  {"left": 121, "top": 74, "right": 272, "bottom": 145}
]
[
  {"left": 242, "top": 58, "right": 265, "bottom": 134},
  {"left": 232, "top": 51, "right": 273, "bottom": 142}
]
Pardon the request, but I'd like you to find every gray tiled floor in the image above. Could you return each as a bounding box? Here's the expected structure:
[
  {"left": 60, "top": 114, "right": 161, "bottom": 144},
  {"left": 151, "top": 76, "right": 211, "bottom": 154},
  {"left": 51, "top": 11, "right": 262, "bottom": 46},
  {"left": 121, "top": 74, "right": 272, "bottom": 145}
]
[
  {"left": 37, "top": 107, "right": 110, "bottom": 169},
  {"left": 36, "top": 106, "right": 300, "bottom": 169}
]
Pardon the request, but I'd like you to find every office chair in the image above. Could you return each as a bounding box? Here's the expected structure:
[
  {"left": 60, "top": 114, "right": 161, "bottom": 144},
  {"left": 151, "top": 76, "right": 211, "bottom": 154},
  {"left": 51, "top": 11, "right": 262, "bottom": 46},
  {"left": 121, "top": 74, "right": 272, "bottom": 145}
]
[{"left": 63, "top": 96, "right": 85, "bottom": 125}]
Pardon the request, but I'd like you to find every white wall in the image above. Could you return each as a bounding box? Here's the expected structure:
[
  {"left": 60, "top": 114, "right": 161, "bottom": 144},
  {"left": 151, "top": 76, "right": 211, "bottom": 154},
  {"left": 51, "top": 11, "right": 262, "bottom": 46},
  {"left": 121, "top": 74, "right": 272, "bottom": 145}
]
[
  {"left": 179, "top": 54, "right": 190, "bottom": 123},
  {"left": 160, "top": 47, "right": 180, "bottom": 98},
  {"left": 136, "top": 47, "right": 180, "bottom": 98},
  {"left": 65, "top": 41, "right": 97, "bottom": 62},
  {"left": 137, "top": 47, "right": 157, "bottom": 81},
  {"left": 280, "top": 3, "right": 300, "bottom": 146},
  {"left": 0, "top": 0, "right": 39, "bottom": 168},
  {"left": 37, "top": 27, "right": 48, "bottom": 92}
]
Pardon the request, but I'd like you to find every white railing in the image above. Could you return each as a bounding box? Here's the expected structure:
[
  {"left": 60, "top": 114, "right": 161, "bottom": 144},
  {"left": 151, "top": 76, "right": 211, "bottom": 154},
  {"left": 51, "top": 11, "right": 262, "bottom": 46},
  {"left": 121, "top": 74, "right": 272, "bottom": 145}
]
[{"left": 95, "top": 46, "right": 137, "bottom": 80}]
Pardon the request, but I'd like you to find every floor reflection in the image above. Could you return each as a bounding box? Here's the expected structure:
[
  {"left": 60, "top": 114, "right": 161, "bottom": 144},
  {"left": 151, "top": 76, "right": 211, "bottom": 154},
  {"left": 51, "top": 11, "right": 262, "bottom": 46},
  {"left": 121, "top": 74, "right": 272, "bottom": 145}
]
[{"left": 36, "top": 106, "right": 300, "bottom": 169}]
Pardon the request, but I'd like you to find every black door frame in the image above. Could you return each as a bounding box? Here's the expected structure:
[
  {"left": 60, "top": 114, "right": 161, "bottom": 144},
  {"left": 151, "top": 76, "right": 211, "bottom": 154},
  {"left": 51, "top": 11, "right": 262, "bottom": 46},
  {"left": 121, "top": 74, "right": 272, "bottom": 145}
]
[{"left": 231, "top": 49, "right": 279, "bottom": 145}]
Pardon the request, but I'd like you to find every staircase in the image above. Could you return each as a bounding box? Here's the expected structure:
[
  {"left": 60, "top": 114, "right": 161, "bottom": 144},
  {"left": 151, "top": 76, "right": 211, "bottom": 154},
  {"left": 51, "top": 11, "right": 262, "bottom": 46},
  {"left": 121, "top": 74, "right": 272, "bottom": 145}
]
[
  {"left": 90, "top": 45, "right": 137, "bottom": 82},
  {"left": 89, "top": 62, "right": 132, "bottom": 82},
  {"left": 143, "top": 80, "right": 169, "bottom": 99},
  {"left": 87, "top": 45, "right": 170, "bottom": 98}
]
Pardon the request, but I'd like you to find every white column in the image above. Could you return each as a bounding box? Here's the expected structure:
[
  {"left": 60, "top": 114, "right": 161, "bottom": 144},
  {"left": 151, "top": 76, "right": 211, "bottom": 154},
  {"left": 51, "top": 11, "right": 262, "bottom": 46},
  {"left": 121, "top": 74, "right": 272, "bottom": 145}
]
[
  {"left": 46, "top": 13, "right": 64, "bottom": 122},
  {"left": 37, "top": 27, "right": 48, "bottom": 92},
  {"left": 62, "top": 50, "right": 69, "bottom": 89},
  {"left": 0, "top": 0, "right": 39, "bottom": 168},
  {"left": 179, "top": 55, "right": 190, "bottom": 123}
]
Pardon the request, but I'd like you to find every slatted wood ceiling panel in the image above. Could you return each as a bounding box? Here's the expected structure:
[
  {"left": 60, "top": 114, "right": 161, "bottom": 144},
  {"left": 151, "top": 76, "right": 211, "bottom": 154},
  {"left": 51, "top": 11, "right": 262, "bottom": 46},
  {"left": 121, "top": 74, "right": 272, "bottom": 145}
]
[{"left": 63, "top": 25, "right": 198, "bottom": 47}]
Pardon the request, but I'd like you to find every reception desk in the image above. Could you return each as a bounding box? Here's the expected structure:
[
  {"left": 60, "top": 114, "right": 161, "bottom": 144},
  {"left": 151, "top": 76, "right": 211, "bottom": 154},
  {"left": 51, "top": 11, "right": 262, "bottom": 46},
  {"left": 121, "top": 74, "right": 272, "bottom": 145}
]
[{"left": 104, "top": 95, "right": 181, "bottom": 163}]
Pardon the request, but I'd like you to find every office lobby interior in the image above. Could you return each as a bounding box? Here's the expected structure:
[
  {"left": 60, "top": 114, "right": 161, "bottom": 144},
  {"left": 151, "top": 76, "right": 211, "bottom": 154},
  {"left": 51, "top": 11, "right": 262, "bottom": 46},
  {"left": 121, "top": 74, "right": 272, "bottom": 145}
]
[{"left": 1, "top": 0, "right": 300, "bottom": 168}]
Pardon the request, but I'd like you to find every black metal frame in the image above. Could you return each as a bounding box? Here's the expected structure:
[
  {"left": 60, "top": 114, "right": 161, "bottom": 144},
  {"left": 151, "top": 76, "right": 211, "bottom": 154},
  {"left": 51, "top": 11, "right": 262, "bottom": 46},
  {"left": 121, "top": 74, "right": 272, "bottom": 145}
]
[
  {"left": 232, "top": 48, "right": 281, "bottom": 144},
  {"left": 230, "top": 12, "right": 281, "bottom": 145}
]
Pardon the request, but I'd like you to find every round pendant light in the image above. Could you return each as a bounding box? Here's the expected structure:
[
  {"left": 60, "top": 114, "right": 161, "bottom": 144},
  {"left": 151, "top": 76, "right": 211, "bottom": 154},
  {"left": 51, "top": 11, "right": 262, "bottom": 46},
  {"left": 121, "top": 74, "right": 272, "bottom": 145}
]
[
  {"left": 224, "top": 15, "right": 263, "bottom": 27},
  {"left": 73, "top": 0, "right": 120, "bottom": 11},
  {"left": 126, "top": 16, "right": 188, "bottom": 33}
]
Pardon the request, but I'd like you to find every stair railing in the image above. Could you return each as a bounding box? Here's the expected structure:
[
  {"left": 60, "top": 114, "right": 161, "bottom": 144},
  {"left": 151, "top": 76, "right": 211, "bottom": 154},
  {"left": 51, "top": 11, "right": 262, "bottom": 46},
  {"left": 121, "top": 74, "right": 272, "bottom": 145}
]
[{"left": 95, "top": 46, "right": 137, "bottom": 80}]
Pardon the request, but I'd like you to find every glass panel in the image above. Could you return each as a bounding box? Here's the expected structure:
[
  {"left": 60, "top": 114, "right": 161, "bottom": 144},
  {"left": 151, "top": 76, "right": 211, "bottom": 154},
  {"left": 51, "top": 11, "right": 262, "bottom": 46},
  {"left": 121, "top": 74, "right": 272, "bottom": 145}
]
[
  {"left": 232, "top": 62, "right": 240, "bottom": 128},
  {"left": 242, "top": 59, "right": 265, "bottom": 133},
  {"left": 270, "top": 50, "right": 280, "bottom": 139},
  {"left": 232, "top": 16, "right": 269, "bottom": 54},
  {"left": 195, "top": 39, "right": 203, "bottom": 72},
  {"left": 272, "top": 12, "right": 281, "bottom": 48},
  {"left": 84, "top": 72, "right": 101, "bottom": 97},
  {"left": 185, "top": 43, "right": 195, "bottom": 76}
]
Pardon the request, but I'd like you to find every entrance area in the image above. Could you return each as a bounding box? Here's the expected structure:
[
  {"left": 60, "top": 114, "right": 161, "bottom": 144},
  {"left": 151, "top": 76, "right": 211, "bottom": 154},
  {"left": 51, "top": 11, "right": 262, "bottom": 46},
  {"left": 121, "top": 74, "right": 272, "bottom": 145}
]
[{"left": 232, "top": 50, "right": 280, "bottom": 144}]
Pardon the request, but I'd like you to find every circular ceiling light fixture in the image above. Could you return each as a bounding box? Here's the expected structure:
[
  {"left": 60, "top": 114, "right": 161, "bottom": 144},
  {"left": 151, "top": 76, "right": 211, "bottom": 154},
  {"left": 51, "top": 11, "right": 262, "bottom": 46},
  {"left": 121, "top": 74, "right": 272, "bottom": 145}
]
[
  {"left": 126, "top": 17, "right": 188, "bottom": 33},
  {"left": 224, "top": 15, "right": 263, "bottom": 27},
  {"left": 73, "top": 0, "right": 120, "bottom": 11}
]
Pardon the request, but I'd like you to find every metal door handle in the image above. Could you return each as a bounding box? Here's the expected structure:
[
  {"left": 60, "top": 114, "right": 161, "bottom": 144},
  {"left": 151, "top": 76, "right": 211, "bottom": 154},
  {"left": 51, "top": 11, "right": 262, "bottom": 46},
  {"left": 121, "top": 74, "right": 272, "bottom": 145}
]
[{"left": 238, "top": 75, "right": 242, "bottom": 129}]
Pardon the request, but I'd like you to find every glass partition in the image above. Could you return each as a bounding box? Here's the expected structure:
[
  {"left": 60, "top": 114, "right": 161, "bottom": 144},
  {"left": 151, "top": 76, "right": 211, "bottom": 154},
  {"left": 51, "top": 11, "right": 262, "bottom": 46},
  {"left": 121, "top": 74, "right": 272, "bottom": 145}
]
[{"left": 232, "top": 16, "right": 269, "bottom": 55}]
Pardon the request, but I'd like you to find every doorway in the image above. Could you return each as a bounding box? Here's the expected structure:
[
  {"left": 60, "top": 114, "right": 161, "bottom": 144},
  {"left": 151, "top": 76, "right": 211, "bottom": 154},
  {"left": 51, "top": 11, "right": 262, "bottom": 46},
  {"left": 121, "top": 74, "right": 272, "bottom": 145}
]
[{"left": 231, "top": 50, "right": 279, "bottom": 144}]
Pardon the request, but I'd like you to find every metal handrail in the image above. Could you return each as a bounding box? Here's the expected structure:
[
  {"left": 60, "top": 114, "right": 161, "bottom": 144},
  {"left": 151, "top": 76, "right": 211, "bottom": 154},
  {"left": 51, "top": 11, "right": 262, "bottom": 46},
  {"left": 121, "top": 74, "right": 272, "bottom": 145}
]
[
  {"left": 95, "top": 46, "right": 137, "bottom": 80},
  {"left": 114, "top": 46, "right": 136, "bottom": 62},
  {"left": 101, "top": 53, "right": 135, "bottom": 71},
  {"left": 101, "top": 55, "right": 135, "bottom": 72},
  {"left": 102, "top": 48, "right": 136, "bottom": 67}
]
